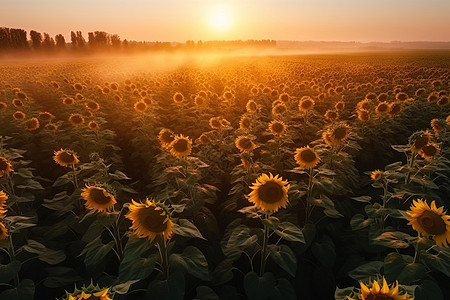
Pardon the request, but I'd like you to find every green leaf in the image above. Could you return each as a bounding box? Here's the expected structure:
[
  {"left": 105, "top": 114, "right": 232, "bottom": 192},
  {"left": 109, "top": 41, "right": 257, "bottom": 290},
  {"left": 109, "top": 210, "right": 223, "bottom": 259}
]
[
  {"left": 181, "top": 246, "right": 210, "bottom": 281},
  {"left": 38, "top": 249, "right": 66, "bottom": 265},
  {"left": 420, "top": 247, "right": 450, "bottom": 277},
  {"left": 372, "top": 231, "right": 415, "bottom": 248},
  {"left": 311, "top": 235, "right": 335, "bottom": 268},
  {"left": 81, "top": 237, "right": 114, "bottom": 267},
  {"left": 270, "top": 278, "right": 296, "bottom": 300},
  {"left": 348, "top": 261, "right": 383, "bottom": 282},
  {"left": 268, "top": 244, "right": 297, "bottom": 277},
  {"left": 193, "top": 286, "right": 219, "bottom": 300},
  {"left": 22, "top": 240, "right": 46, "bottom": 254},
  {"left": 0, "top": 260, "right": 22, "bottom": 283},
  {"left": 43, "top": 267, "right": 82, "bottom": 288},
  {"left": 351, "top": 196, "right": 372, "bottom": 203},
  {"left": 350, "top": 214, "right": 373, "bottom": 230},
  {"left": 112, "top": 280, "right": 140, "bottom": 294},
  {"left": 244, "top": 272, "right": 276, "bottom": 300},
  {"left": 384, "top": 253, "right": 426, "bottom": 284},
  {"left": 334, "top": 286, "right": 356, "bottom": 300},
  {"left": 414, "top": 280, "right": 444, "bottom": 300},
  {"left": 119, "top": 236, "right": 157, "bottom": 282},
  {"left": 262, "top": 216, "right": 280, "bottom": 230},
  {"left": 172, "top": 219, "right": 206, "bottom": 240},
  {"left": 146, "top": 272, "right": 185, "bottom": 300},
  {"left": 108, "top": 170, "right": 131, "bottom": 180},
  {"left": 212, "top": 259, "right": 234, "bottom": 285},
  {"left": 0, "top": 279, "right": 35, "bottom": 300},
  {"left": 225, "top": 225, "right": 258, "bottom": 256},
  {"left": 274, "top": 222, "right": 305, "bottom": 243},
  {"left": 239, "top": 206, "right": 262, "bottom": 219}
]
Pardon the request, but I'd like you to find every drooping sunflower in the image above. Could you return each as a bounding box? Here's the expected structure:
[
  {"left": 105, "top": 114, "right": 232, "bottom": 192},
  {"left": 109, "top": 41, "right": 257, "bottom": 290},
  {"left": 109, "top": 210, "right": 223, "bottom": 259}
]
[
  {"left": 239, "top": 115, "right": 252, "bottom": 132},
  {"left": 431, "top": 118, "right": 444, "bottom": 136},
  {"left": 0, "top": 156, "right": 13, "bottom": 178},
  {"left": 409, "top": 130, "right": 432, "bottom": 153},
  {"left": 209, "top": 117, "right": 222, "bottom": 129},
  {"left": 196, "top": 133, "right": 210, "bottom": 145},
  {"left": 298, "top": 96, "right": 315, "bottom": 113},
  {"left": 419, "top": 143, "right": 440, "bottom": 160},
  {"left": 347, "top": 277, "right": 413, "bottom": 300},
  {"left": 53, "top": 149, "right": 80, "bottom": 167},
  {"left": 294, "top": 146, "right": 320, "bottom": 169},
  {"left": 158, "top": 128, "right": 175, "bottom": 148},
  {"left": 371, "top": 170, "right": 382, "bottom": 181},
  {"left": 24, "top": 117, "right": 40, "bottom": 131},
  {"left": 375, "top": 101, "right": 390, "bottom": 114},
  {"left": 13, "top": 110, "right": 26, "bottom": 120},
  {"left": 248, "top": 173, "right": 290, "bottom": 213},
  {"left": 406, "top": 199, "right": 450, "bottom": 247},
  {"left": 246, "top": 99, "right": 258, "bottom": 113},
  {"left": 0, "top": 221, "right": 8, "bottom": 241},
  {"left": 357, "top": 109, "right": 370, "bottom": 121},
  {"left": 324, "top": 110, "right": 339, "bottom": 122},
  {"left": 134, "top": 101, "right": 148, "bottom": 113},
  {"left": 268, "top": 120, "right": 287, "bottom": 137},
  {"left": 235, "top": 136, "right": 257, "bottom": 153},
  {"left": 81, "top": 185, "right": 117, "bottom": 212},
  {"left": 69, "top": 113, "right": 85, "bottom": 126},
  {"left": 168, "top": 134, "right": 192, "bottom": 157},
  {"left": 0, "top": 190, "right": 8, "bottom": 217},
  {"left": 126, "top": 198, "right": 173, "bottom": 242}
]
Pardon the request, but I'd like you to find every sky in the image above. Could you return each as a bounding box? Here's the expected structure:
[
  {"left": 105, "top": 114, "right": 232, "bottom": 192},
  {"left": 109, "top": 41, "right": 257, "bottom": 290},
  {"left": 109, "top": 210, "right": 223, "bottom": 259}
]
[{"left": 1, "top": 0, "right": 449, "bottom": 42}]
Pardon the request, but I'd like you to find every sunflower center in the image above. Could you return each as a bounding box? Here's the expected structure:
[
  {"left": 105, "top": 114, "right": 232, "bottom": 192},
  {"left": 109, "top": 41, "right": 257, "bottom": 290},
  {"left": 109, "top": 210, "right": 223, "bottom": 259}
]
[
  {"left": 242, "top": 118, "right": 251, "bottom": 128},
  {"left": 173, "top": 139, "right": 188, "bottom": 152},
  {"left": 414, "top": 136, "right": 429, "bottom": 149},
  {"left": 378, "top": 104, "right": 388, "bottom": 112},
  {"left": 140, "top": 208, "right": 168, "bottom": 233},
  {"left": 71, "top": 115, "right": 83, "bottom": 123},
  {"left": 366, "top": 295, "right": 395, "bottom": 300},
  {"left": 161, "top": 132, "right": 174, "bottom": 143},
  {"left": 90, "top": 188, "right": 113, "bottom": 205},
  {"left": 257, "top": 181, "right": 284, "bottom": 203},
  {"left": 421, "top": 144, "right": 438, "bottom": 157},
  {"left": 271, "top": 123, "right": 284, "bottom": 133},
  {"left": 136, "top": 103, "right": 146, "bottom": 110},
  {"left": 301, "top": 101, "right": 312, "bottom": 109},
  {"left": 300, "top": 149, "right": 316, "bottom": 163},
  {"left": 333, "top": 127, "right": 347, "bottom": 139},
  {"left": 0, "top": 159, "right": 8, "bottom": 170},
  {"left": 418, "top": 210, "right": 446, "bottom": 235},
  {"left": 238, "top": 138, "right": 253, "bottom": 149},
  {"left": 58, "top": 152, "right": 76, "bottom": 164}
]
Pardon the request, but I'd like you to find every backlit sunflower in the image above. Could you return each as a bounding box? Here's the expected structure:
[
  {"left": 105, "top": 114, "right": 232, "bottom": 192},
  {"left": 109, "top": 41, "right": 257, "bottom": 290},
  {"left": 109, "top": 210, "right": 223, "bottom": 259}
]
[
  {"left": 446, "top": 115, "right": 450, "bottom": 127},
  {"left": 0, "top": 222, "right": 8, "bottom": 241},
  {"left": 13, "top": 111, "right": 26, "bottom": 120},
  {"left": 248, "top": 173, "right": 290, "bottom": 213},
  {"left": 0, "top": 156, "right": 13, "bottom": 178},
  {"left": 279, "top": 92, "right": 290, "bottom": 102},
  {"left": 173, "top": 92, "right": 184, "bottom": 103},
  {"left": 409, "top": 130, "right": 432, "bottom": 153},
  {"left": 239, "top": 115, "right": 252, "bottom": 132},
  {"left": 44, "top": 123, "right": 58, "bottom": 133},
  {"left": 0, "top": 102, "right": 7, "bottom": 111},
  {"left": 419, "top": 143, "right": 440, "bottom": 160},
  {"left": 406, "top": 199, "right": 450, "bottom": 247},
  {"left": 158, "top": 128, "right": 175, "bottom": 148},
  {"left": 81, "top": 185, "right": 116, "bottom": 212},
  {"left": 235, "top": 136, "right": 256, "bottom": 153},
  {"left": 357, "top": 99, "right": 371, "bottom": 111},
  {"left": 12, "top": 98, "right": 24, "bottom": 107},
  {"left": 209, "top": 117, "right": 222, "bottom": 129},
  {"left": 294, "top": 146, "right": 320, "bottom": 169},
  {"left": 272, "top": 103, "right": 287, "bottom": 116},
  {"left": 268, "top": 120, "right": 287, "bottom": 137},
  {"left": 335, "top": 101, "right": 345, "bottom": 112},
  {"left": 53, "top": 149, "right": 80, "bottom": 167},
  {"left": 298, "top": 96, "right": 315, "bottom": 112},
  {"left": 126, "top": 198, "right": 173, "bottom": 241},
  {"left": 168, "top": 134, "right": 192, "bottom": 157},
  {"left": 0, "top": 190, "right": 7, "bottom": 217},
  {"left": 322, "top": 130, "right": 333, "bottom": 146},
  {"left": 196, "top": 133, "right": 210, "bottom": 145},
  {"left": 246, "top": 100, "right": 258, "bottom": 113},
  {"left": 24, "top": 117, "right": 40, "bottom": 131},
  {"left": 357, "top": 109, "right": 370, "bottom": 121},
  {"left": 85, "top": 100, "right": 100, "bottom": 111},
  {"left": 134, "top": 101, "right": 148, "bottom": 113},
  {"left": 324, "top": 110, "right": 339, "bottom": 122},
  {"left": 347, "top": 277, "right": 413, "bottom": 300},
  {"left": 62, "top": 97, "right": 75, "bottom": 105},
  {"left": 431, "top": 118, "right": 444, "bottom": 136},
  {"left": 371, "top": 170, "right": 382, "bottom": 181},
  {"left": 375, "top": 102, "right": 390, "bottom": 114},
  {"left": 38, "top": 112, "right": 55, "bottom": 122},
  {"left": 69, "top": 113, "right": 85, "bottom": 126},
  {"left": 329, "top": 123, "right": 350, "bottom": 145},
  {"left": 88, "top": 121, "right": 99, "bottom": 131}
]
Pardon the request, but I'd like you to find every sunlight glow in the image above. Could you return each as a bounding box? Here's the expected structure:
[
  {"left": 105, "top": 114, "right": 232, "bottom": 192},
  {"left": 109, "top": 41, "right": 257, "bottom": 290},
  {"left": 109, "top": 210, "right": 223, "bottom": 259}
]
[{"left": 208, "top": 5, "right": 233, "bottom": 32}]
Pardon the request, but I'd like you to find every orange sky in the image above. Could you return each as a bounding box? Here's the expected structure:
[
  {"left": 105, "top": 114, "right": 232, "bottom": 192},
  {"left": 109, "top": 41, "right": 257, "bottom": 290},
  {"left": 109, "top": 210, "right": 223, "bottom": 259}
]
[{"left": 1, "top": 0, "right": 449, "bottom": 42}]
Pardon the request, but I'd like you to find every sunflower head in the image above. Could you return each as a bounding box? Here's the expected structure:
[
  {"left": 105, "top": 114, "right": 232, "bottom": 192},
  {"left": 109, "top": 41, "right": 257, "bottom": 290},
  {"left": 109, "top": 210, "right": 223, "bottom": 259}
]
[
  {"left": 69, "top": 114, "right": 85, "bottom": 126},
  {"left": 0, "top": 221, "right": 8, "bottom": 241},
  {"left": 357, "top": 99, "right": 371, "bottom": 111},
  {"left": 53, "top": 149, "right": 80, "bottom": 167},
  {"left": 419, "top": 143, "right": 440, "bottom": 160},
  {"left": 0, "top": 102, "right": 7, "bottom": 111},
  {"left": 239, "top": 115, "right": 252, "bottom": 132},
  {"left": 63, "top": 284, "right": 112, "bottom": 300},
  {"left": 24, "top": 117, "right": 40, "bottom": 131},
  {"left": 0, "top": 156, "right": 13, "bottom": 178},
  {"left": 268, "top": 120, "right": 287, "bottom": 137},
  {"left": 375, "top": 102, "right": 390, "bottom": 114},
  {"left": 437, "top": 95, "right": 449, "bottom": 107},
  {"left": 407, "top": 199, "right": 450, "bottom": 247},
  {"left": 335, "top": 101, "right": 345, "bottom": 112},
  {"left": 330, "top": 123, "right": 351, "bottom": 145},
  {"left": 44, "top": 123, "right": 58, "bottom": 133},
  {"left": 246, "top": 100, "right": 258, "bottom": 113},
  {"left": 134, "top": 101, "right": 148, "bottom": 113},
  {"left": 158, "top": 128, "right": 175, "bottom": 148},
  {"left": 168, "top": 134, "right": 192, "bottom": 157},
  {"left": 173, "top": 92, "right": 184, "bottom": 103},
  {"left": 62, "top": 97, "right": 75, "bottom": 105},
  {"left": 196, "top": 133, "right": 210, "bottom": 145},
  {"left": 357, "top": 109, "right": 370, "bottom": 121},
  {"left": 409, "top": 130, "right": 432, "bottom": 153},
  {"left": 85, "top": 100, "right": 100, "bottom": 111},
  {"left": 81, "top": 184, "right": 117, "bottom": 212},
  {"left": 248, "top": 173, "right": 290, "bottom": 213},
  {"left": 88, "top": 121, "right": 99, "bottom": 131},
  {"left": 324, "top": 110, "right": 339, "bottom": 122},
  {"left": 209, "top": 117, "right": 222, "bottom": 129},
  {"left": 347, "top": 277, "right": 413, "bottom": 300},
  {"left": 126, "top": 198, "right": 173, "bottom": 242},
  {"left": 0, "top": 190, "right": 8, "bottom": 218},
  {"left": 12, "top": 98, "right": 24, "bottom": 108},
  {"left": 371, "top": 170, "right": 383, "bottom": 181},
  {"left": 279, "top": 92, "right": 290, "bottom": 102},
  {"left": 298, "top": 96, "right": 315, "bottom": 112},
  {"left": 13, "top": 111, "right": 26, "bottom": 120},
  {"left": 431, "top": 118, "right": 444, "bottom": 136},
  {"left": 294, "top": 146, "right": 320, "bottom": 169},
  {"left": 38, "top": 112, "right": 55, "bottom": 122},
  {"left": 235, "top": 136, "right": 257, "bottom": 153}
]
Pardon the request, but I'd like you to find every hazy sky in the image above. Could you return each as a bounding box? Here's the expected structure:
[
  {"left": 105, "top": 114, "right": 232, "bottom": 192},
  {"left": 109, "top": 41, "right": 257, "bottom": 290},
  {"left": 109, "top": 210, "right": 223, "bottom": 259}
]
[{"left": 1, "top": 0, "right": 449, "bottom": 42}]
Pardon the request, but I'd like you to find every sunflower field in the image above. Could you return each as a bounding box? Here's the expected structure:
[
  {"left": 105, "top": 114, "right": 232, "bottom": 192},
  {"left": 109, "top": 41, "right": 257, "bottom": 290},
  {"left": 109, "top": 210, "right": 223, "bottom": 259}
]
[{"left": 0, "top": 51, "right": 449, "bottom": 300}]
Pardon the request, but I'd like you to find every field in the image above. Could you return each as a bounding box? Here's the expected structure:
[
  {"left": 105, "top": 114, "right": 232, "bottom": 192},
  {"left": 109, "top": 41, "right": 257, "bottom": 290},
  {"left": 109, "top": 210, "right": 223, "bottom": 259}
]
[{"left": 0, "top": 51, "right": 449, "bottom": 300}]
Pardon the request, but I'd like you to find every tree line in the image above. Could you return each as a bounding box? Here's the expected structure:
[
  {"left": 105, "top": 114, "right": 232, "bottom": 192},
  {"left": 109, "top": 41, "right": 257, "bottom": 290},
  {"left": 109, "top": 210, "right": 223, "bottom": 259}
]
[{"left": 0, "top": 27, "right": 277, "bottom": 54}]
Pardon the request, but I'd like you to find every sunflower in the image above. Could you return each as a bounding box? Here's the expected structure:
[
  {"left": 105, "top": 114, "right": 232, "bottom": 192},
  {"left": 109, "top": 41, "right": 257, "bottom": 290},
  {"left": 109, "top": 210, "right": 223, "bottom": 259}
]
[
  {"left": 239, "top": 115, "right": 252, "bottom": 132},
  {"left": 241, "top": 157, "right": 251, "bottom": 169},
  {"left": 85, "top": 101, "right": 100, "bottom": 111},
  {"left": 446, "top": 115, "right": 450, "bottom": 127},
  {"left": 196, "top": 133, "right": 210, "bottom": 145},
  {"left": 357, "top": 109, "right": 370, "bottom": 121},
  {"left": 13, "top": 111, "right": 26, "bottom": 120},
  {"left": 194, "top": 95, "right": 205, "bottom": 106},
  {"left": 0, "top": 222, "right": 8, "bottom": 241},
  {"left": 75, "top": 93, "right": 84, "bottom": 101},
  {"left": 81, "top": 185, "right": 116, "bottom": 212},
  {"left": 294, "top": 146, "right": 320, "bottom": 169},
  {"left": 67, "top": 288, "right": 112, "bottom": 300},
  {"left": 278, "top": 92, "right": 290, "bottom": 102},
  {"left": 409, "top": 130, "right": 432, "bottom": 153},
  {"left": 134, "top": 101, "right": 148, "bottom": 113},
  {"left": 168, "top": 135, "right": 192, "bottom": 157},
  {"left": 272, "top": 103, "right": 287, "bottom": 116},
  {"left": 330, "top": 123, "right": 351, "bottom": 145},
  {"left": 38, "top": 112, "right": 55, "bottom": 122},
  {"left": 357, "top": 99, "right": 371, "bottom": 111},
  {"left": 235, "top": 136, "right": 256, "bottom": 153},
  {"left": 209, "top": 117, "right": 222, "bottom": 129},
  {"left": 0, "top": 190, "right": 8, "bottom": 217},
  {"left": 0, "top": 156, "right": 13, "bottom": 177},
  {"left": 158, "top": 128, "right": 175, "bottom": 148},
  {"left": 126, "top": 198, "right": 173, "bottom": 241},
  {"left": 24, "top": 117, "right": 40, "bottom": 131},
  {"left": 377, "top": 93, "right": 389, "bottom": 102},
  {"left": 0, "top": 101, "right": 7, "bottom": 111},
  {"left": 324, "top": 110, "right": 338, "bottom": 122},
  {"left": 375, "top": 102, "right": 390, "bottom": 114},
  {"left": 437, "top": 95, "right": 449, "bottom": 107},
  {"left": 62, "top": 97, "right": 75, "bottom": 105},
  {"left": 69, "top": 113, "right": 85, "bottom": 126},
  {"left": 248, "top": 173, "right": 290, "bottom": 213},
  {"left": 419, "top": 143, "right": 440, "bottom": 160},
  {"left": 347, "top": 277, "right": 413, "bottom": 300},
  {"left": 53, "top": 149, "right": 80, "bottom": 167},
  {"left": 88, "top": 121, "right": 99, "bottom": 130},
  {"left": 371, "top": 170, "right": 382, "bottom": 181},
  {"left": 173, "top": 92, "right": 184, "bottom": 103},
  {"left": 322, "top": 130, "right": 333, "bottom": 146},
  {"left": 268, "top": 120, "right": 287, "bottom": 137},
  {"left": 407, "top": 199, "right": 450, "bottom": 247},
  {"left": 431, "top": 118, "right": 444, "bottom": 136},
  {"left": 298, "top": 96, "right": 315, "bottom": 112},
  {"left": 388, "top": 102, "right": 402, "bottom": 116},
  {"left": 220, "top": 117, "right": 232, "bottom": 128},
  {"left": 44, "top": 123, "right": 58, "bottom": 133},
  {"left": 12, "top": 98, "right": 24, "bottom": 107},
  {"left": 246, "top": 100, "right": 258, "bottom": 113}
]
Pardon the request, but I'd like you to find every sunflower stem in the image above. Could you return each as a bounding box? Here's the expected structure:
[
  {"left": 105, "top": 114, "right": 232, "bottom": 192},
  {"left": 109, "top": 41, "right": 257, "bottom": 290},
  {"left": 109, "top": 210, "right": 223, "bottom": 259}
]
[
  {"left": 112, "top": 213, "right": 124, "bottom": 262},
  {"left": 260, "top": 214, "right": 269, "bottom": 277},
  {"left": 405, "top": 153, "right": 417, "bottom": 184},
  {"left": 305, "top": 168, "right": 314, "bottom": 224},
  {"left": 7, "top": 174, "right": 20, "bottom": 215},
  {"left": 71, "top": 163, "right": 79, "bottom": 189},
  {"left": 8, "top": 233, "right": 19, "bottom": 287},
  {"left": 159, "top": 237, "right": 169, "bottom": 280}
]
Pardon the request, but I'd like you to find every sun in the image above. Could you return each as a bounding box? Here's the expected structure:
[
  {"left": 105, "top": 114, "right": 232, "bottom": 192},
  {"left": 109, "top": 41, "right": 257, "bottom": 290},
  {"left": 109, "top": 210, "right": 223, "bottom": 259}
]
[{"left": 208, "top": 5, "right": 233, "bottom": 32}]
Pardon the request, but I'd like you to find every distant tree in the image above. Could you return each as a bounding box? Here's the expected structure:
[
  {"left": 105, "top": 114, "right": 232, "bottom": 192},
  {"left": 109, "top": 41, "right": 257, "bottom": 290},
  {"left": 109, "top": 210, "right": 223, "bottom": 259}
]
[
  {"left": 30, "top": 30, "right": 42, "bottom": 49},
  {"left": 55, "top": 34, "right": 65, "bottom": 49},
  {"left": 0, "top": 27, "right": 11, "bottom": 49},
  {"left": 76, "top": 31, "right": 86, "bottom": 49},
  {"left": 42, "top": 33, "right": 55, "bottom": 50},
  {"left": 110, "top": 34, "right": 121, "bottom": 49},
  {"left": 9, "top": 28, "right": 28, "bottom": 49},
  {"left": 70, "top": 31, "right": 77, "bottom": 49}
]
